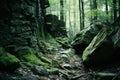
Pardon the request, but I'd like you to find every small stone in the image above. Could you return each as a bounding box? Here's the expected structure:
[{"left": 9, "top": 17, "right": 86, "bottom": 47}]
[{"left": 61, "top": 63, "right": 73, "bottom": 70}]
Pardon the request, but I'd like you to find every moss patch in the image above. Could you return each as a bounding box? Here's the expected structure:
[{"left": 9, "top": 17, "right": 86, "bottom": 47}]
[
  {"left": 0, "top": 47, "right": 4, "bottom": 56},
  {"left": 37, "top": 52, "right": 52, "bottom": 64},
  {"left": 16, "top": 48, "right": 50, "bottom": 67},
  {"left": 0, "top": 47, "right": 20, "bottom": 71}
]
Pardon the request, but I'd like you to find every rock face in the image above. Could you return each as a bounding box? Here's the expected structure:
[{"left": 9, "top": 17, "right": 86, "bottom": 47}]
[
  {"left": 0, "top": 0, "right": 50, "bottom": 71},
  {"left": 82, "top": 28, "right": 115, "bottom": 67},
  {"left": 0, "top": 0, "right": 49, "bottom": 51},
  {"left": 71, "top": 22, "right": 103, "bottom": 54}
]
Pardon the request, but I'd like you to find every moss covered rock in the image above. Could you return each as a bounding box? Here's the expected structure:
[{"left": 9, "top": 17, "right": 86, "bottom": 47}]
[
  {"left": 37, "top": 52, "right": 52, "bottom": 64},
  {"left": 71, "top": 22, "right": 104, "bottom": 54},
  {"left": 0, "top": 47, "right": 20, "bottom": 71},
  {"left": 16, "top": 47, "right": 50, "bottom": 67},
  {"left": 82, "top": 28, "right": 115, "bottom": 67}
]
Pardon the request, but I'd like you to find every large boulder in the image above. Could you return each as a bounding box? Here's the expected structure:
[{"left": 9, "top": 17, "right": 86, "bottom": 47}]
[
  {"left": 0, "top": 48, "right": 20, "bottom": 71},
  {"left": 82, "top": 28, "right": 115, "bottom": 67},
  {"left": 71, "top": 22, "right": 104, "bottom": 54}
]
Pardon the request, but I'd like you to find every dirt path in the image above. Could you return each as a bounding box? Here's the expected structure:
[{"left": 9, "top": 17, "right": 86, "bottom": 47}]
[{"left": 45, "top": 48, "right": 93, "bottom": 80}]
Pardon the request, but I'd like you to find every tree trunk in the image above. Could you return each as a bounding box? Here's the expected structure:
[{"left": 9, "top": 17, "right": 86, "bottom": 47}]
[
  {"left": 93, "top": 0, "right": 97, "bottom": 21},
  {"left": 79, "top": 0, "right": 84, "bottom": 30},
  {"left": 79, "top": 0, "right": 82, "bottom": 30},
  {"left": 90, "top": 0, "right": 93, "bottom": 23},
  {"left": 60, "top": 0, "right": 64, "bottom": 21},
  {"left": 118, "top": 0, "right": 120, "bottom": 16},
  {"left": 105, "top": 0, "right": 108, "bottom": 22},
  {"left": 81, "top": 0, "right": 84, "bottom": 30},
  {"left": 113, "top": 0, "right": 117, "bottom": 20}
]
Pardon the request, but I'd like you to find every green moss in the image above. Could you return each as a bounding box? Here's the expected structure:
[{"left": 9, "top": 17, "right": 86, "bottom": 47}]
[
  {"left": 16, "top": 47, "right": 36, "bottom": 57},
  {"left": 48, "top": 68, "right": 59, "bottom": 75},
  {"left": 0, "top": 47, "right": 4, "bottom": 56},
  {"left": 17, "top": 48, "right": 50, "bottom": 66},
  {"left": 37, "top": 52, "right": 52, "bottom": 64},
  {"left": 82, "top": 28, "right": 107, "bottom": 61},
  {"left": 51, "top": 59, "right": 60, "bottom": 67},
  {"left": 0, "top": 48, "right": 20, "bottom": 71},
  {"left": 55, "top": 37, "right": 70, "bottom": 48},
  {"left": 21, "top": 53, "right": 48, "bottom": 66}
]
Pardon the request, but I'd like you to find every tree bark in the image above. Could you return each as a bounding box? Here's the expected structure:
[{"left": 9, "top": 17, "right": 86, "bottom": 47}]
[
  {"left": 105, "top": 0, "right": 108, "bottom": 22},
  {"left": 113, "top": 0, "right": 117, "bottom": 20},
  {"left": 79, "top": 0, "right": 82, "bottom": 30},
  {"left": 60, "top": 0, "right": 64, "bottom": 21},
  {"left": 118, "top": 0, "right": 120, "bottom": 16},
  {"left": 93, "top": 0, "right": 97, "bottom": 21},
  {"left": 79, "top": 0, "right": 84, "bottom": 30}
]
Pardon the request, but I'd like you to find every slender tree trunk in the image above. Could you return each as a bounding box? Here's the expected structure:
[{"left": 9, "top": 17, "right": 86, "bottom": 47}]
[
  {"left": 113, "top": 0, "right": 117, "bottom": 20},
  {"left": 93, "top": 0, "right": 97, "bottom": 21},
  {"left": 73, "top": 0, "right": 76, "bottom": 36},
  {"left": 105, "top": 0, "right": 108, "bottom": 22},
  {"left": 37, "top": 0, "right": 45, "bottom": 39},
  {"left": 79, "top": 0, "right": 84, "bottom": 30},
  {"left": 90, "top": 0, "right": 93, "bottom": 23},
  {"left": 64, "top": 0, "right": 66, "bottom": 22},
  {"left": 118, "top": 0, "right": 120, "bottom": 16},
  {"left": 68, "top": 0, "right": 72, "bottom": 38},
  {"left": 60, "top": 0, "right": 64, "bottom": 21},
  {"left": 79, "top": 0, "right": 82, "bottom": 30},
  {"left": 81, "top": 0, "right": 84, "bottom": 30}
]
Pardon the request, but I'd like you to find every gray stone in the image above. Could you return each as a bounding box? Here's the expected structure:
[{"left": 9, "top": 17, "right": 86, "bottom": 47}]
[{"left": 31, "top": 65, "right": 49, "bottom": 76}]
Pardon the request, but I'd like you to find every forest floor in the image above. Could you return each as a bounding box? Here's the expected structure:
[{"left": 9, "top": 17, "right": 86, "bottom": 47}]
[
  {"left": 0, "top": 48, "right": 93, "bottom": 80},
  {"left": 43, "top": 48, "right": 93, "bottom": 80},
  {"left": 0, "top": 38, "right": 120, "bottom": 80}
]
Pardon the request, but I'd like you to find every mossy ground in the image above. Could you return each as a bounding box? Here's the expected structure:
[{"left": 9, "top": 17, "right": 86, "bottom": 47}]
[{"left": 16, "top": 48, "right": 52, "bottom": 67}]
